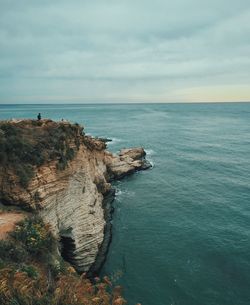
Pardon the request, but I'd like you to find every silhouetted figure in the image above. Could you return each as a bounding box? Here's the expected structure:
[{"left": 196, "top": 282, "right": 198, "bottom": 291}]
[{"left": 37, "top": 113, "right": 41, "bottom": 121}]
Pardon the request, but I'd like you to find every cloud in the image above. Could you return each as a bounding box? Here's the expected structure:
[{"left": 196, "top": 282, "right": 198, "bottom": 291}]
[{"left": 0, "top": 0, "right": 250, "bottom": 103}]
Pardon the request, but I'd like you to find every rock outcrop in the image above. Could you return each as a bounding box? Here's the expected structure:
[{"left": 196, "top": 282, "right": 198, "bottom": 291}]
[{"left": 0, "top": 119, "right": 151, "bottom": 273}]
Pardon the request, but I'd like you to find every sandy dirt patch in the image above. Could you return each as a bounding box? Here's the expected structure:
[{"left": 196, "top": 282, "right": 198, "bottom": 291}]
[{"left": 0, "top": 212, "right": 25, "bottom": 239}]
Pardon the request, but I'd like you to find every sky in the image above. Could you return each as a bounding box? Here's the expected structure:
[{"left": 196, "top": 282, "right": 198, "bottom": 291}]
[{"left": 0, "top": 0, "right": 250, "bottom": 104}]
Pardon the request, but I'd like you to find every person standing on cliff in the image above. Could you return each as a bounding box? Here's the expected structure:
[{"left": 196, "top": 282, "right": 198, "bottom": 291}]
[{"left": 37, "top": 113, "right": 41, "bottom": 120}]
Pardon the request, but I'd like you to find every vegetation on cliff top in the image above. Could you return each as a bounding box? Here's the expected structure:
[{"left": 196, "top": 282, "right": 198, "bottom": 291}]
[
  {"left": 0, "top": 216, "right": 128, "bottom": 305},
  {"left": 0, "top": 120, "right": 83, "bottom": 187}
]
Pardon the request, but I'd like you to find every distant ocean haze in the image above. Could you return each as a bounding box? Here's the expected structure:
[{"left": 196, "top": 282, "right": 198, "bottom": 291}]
[{"left": 1, "top": 102, "right": 250, "bottom": 305}]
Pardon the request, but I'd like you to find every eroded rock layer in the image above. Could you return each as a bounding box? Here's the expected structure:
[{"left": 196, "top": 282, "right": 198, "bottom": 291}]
[{"left": 0, "top": 119, "right": 151, "bottom": 272}]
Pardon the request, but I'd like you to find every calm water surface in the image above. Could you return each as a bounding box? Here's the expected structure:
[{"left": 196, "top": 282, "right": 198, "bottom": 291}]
[{"left": 1, "top": 103, "right": 250, "bottom": 305}]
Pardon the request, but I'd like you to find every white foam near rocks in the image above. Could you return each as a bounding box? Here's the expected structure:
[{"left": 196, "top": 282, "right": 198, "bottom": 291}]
[{"left": 145, "top": 149, "right": 156, "bottom": 167}]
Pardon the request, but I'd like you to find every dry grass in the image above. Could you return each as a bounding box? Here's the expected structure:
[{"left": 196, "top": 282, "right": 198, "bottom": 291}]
[{"left": 0, "top": 216, "right": 130, "bottom": 305}]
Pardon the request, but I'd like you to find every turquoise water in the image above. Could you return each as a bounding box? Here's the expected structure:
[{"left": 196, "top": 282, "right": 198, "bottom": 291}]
[{"left": 1, "top": 103, "right": 250, "bottom": 305}]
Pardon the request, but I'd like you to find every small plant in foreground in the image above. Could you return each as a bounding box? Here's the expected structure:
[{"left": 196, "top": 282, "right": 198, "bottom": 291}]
[
  {"left": 11, "top": 216, "right": 54, "bottom": 255},
  {"left": 0, "top": 216, "right": 129, "bottom": 305},
  {"left": 20, "top": 264, "right": 39, "bottom": 279}
]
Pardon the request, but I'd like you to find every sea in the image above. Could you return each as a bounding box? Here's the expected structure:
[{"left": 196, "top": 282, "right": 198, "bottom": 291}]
[{"left": 1, "top": 103, "right": 250, "bottom": 305}]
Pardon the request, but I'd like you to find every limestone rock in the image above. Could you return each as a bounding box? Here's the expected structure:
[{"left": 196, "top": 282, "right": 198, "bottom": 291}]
[
  {"left": 107, "top": 147, "right": 152, "bottom": 180},
  {"left": 0, "top": 120, "right": 151, "bottom": 273}
]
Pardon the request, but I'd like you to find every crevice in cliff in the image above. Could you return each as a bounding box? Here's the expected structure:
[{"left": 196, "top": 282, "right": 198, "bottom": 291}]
[{"left": 60, "top": 234, "right": 76, "bottom": 266}]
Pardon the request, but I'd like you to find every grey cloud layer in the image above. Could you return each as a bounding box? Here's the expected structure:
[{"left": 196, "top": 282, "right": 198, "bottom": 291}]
[{"left": 0, "top": 0, "right": 250, "bottom": 102}]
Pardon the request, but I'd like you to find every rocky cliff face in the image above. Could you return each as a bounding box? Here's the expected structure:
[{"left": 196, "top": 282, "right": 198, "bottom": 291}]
[{"left": 0, "top": 119, "right": 151, "bottom": 273}]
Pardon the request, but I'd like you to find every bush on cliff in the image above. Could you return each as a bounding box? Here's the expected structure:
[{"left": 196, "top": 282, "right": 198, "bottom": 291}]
[
  {"left": 11, "top": 216, "right": 54, "bottom": 255},
  {"left": 0, "top": 121, "right": 83, "bottom": 188},
  {"left": 0, "top": 216, "right": 128, "bottom": 305},
  {"left": 0, "top": 240, "right": 29, "bottom": 266},
  {"left": 0, "top": 216, "right": 54, "bottom": 268}
]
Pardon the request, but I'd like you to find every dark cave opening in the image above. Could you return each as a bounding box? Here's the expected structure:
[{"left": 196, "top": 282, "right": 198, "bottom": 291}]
[{"left": 60, "top": 235, "right": 76, "bottom": 265}]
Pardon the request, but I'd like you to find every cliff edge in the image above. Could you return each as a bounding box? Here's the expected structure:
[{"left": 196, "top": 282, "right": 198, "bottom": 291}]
[{"left": 0, "top": 119, "right": 151, "bottom": 273}]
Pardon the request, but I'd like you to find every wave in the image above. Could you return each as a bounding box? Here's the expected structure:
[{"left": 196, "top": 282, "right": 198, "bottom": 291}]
[
  {"left": 115, "top": 187, "right": 135, "bottom": 202},
  {"left": 145, "top": 148, "right": 156, "bottom": 167},
  {"left": 107, "top": 137, "right": 123, "bottom": 146}
]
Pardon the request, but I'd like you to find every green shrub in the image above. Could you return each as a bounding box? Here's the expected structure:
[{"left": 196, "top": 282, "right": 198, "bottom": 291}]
[
  {"left": 11, "top": 217, "right": 54, "bottom": 255},
  {"left": 0, "top": 121, "right": 84, "bottom": 187},
  {"left": 57, "top": 156, "right": 68, "bottom": 171},
  {"left": 20, "top": 265, "right": 39, "bottom": 279},
  {"left": 65, "top": 147, "right": 75, "bottom": 161},
  {"left": 0, "top": 124, "right": 18, "bottom": 136},
  {"left": 0, "top": 240, "right": 29, "bottom": 265},
  {"left": 15, "top": 164, "right": 34, "bottom": 188}
]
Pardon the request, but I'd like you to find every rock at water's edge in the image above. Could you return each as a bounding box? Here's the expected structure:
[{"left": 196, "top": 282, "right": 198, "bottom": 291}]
[{"left": 0, "top": 120, "right": 151, "bottom": 273}]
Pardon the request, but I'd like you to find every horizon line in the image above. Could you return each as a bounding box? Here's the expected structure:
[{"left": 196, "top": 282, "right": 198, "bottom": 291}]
[{"left": 0, "top": 100, "right": 250, "bottom": 106}]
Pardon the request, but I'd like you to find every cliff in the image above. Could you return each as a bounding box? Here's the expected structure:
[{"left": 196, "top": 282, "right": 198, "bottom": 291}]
[{"left": 0, "top": 119, "right": 151, "bottom": 273}]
